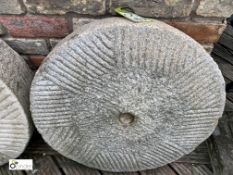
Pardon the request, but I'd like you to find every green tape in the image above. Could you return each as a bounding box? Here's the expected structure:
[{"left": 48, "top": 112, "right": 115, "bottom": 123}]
[{"left": 114, "top": 7, "right": 153, "bottom": 23}]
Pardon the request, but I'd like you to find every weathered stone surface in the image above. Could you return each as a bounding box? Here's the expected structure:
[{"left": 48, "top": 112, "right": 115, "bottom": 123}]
[
  {"left": 110, "top": 0, "right": 194, "bottom": 18},
  {"left": 0, "top": 0, "right": 25, "bottom": 14},
  {"left": 0, "top": 39, "right": 33, "bottom": 165},
  {"left": 24, "top": 0, "right": 106, "bottom": 15},
  {"left": 0, "top": 15, "right": 70, "bottom": 38},
  {"left": 4, "top": 38, "right": 49, "bottom": 55},
  {"left": 197, "top": 0, "right": 233, "bottom": 17},
  {"left": 72, "top": 17, "right": 99, "bottom": 31},
  {"left": 30, "top": 18, "right": 225, "bottom": 172}
]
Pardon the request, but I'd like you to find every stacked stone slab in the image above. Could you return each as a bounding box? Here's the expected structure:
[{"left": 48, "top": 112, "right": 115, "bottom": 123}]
[
  {"left": 30, "top": 18, "right": 226, "bottom": 172},
  {"left": 0, "top": 39, "right": 33, "bottom": 165}
]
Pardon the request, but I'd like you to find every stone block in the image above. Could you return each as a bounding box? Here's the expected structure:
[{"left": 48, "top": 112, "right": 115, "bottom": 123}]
[
  {"left": 0, "top": 15, "right": 70, "bottom": 38},
  {"left": 0, "top": 0, "right": 25, "bottom": 14},
  {"left": 197, "top": 0, "right": 233, "bottom": 17},
  {"left": 109, "top": 0, "right": 194, "bottom": 18},
  {"left": 23, "top": 0, "right": 106, "bottom": 15},
  {"left": 4, "top": 38, "right": 49, "bottom": 55}
]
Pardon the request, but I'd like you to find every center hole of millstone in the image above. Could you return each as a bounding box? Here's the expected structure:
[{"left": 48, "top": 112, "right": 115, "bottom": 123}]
[{"left": 119, "top": 113, "right": 135, "bottom": 125}]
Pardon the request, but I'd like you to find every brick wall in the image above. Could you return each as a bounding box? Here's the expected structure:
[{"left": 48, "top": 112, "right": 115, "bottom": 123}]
[{"left": 0, "top": 0, "right": 232, "bottom": 69}]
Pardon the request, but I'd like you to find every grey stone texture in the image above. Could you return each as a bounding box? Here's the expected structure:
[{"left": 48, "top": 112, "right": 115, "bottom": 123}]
[
  {"left": 4, "top": 38, "right": 49, "bottom": 55},
  {"left": 30, "top": 18, "right": 225, "bottom": 172},
  {"left": 72, "top": 17, "right": 99, "bottom": 31},
  {"left": 110, "top": 0, "right": 195, "bottom": 18},
  {"left": 0, "top": 0, "right": 25, "bottom": 14},
  {"left": 196, "top": 0, "right": 233, "bottom": 17},
  {"left": 23, "top": 0, "right": 106, "bottom": 15},
  {"left": 0, "top": 39, "right": 33, "bottom": 165}
]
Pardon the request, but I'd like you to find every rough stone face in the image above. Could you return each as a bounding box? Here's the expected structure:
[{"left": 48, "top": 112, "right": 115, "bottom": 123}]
[
  {"left": 72, "top": 17, "right": 99, "bottom": 31},
  {"left": 30, "top": 18, "right": 225, "bottom": 172},
  {"left": 196, "top": 0, "right": 233, "bottom": 17},
  {"left": 4, "top": 38, "right": 49, "bottom": 55},
  {"left": 24, "top": 0, "right": 106, "bottom": 15},
  {"left": 0, "top": 39, "right": 33, "bottom": 165},
  {"left": 110, "top": 0, "right": 194, "bottom": 18},
  {"left": 0, "top": 0, "right": 25, "bottom": 14},
  {"left": 0, "top": 15, "right": 70, "bottom": 38}
]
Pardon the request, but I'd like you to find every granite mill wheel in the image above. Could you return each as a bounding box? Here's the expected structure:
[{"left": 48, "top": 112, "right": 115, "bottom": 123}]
[
  {"left": 30, "top": 18, "right": 225, "bottom": 172},
  {"left": 0, "top": 39, "right": 33, "bottom": 165}
]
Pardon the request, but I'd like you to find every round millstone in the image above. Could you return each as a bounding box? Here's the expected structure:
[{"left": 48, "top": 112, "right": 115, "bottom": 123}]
[
  {"left": 0, "top": 39, "right": 33, "bottom": 165},
  {"left": 30, "top": 18, "right": 225, "bottom": 172}
]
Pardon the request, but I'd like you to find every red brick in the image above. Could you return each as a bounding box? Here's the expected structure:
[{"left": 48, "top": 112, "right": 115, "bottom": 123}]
[
  {"left": 167, "top": 21, "right": 225, "bottom": 44},
  {"left": 0, "top": 15, "right": 70, "bottom": 38},
  {"left": 29, "top": 55, "right": 45, "bottom": 66}
]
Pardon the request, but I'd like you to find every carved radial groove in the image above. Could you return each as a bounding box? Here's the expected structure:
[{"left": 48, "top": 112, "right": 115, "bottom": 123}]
[
  {"left": 30, "top": 18, "right": 225, "bottom": 172},
  {"left": 0, "top": 39, "right": 33, "bottom": 165}
]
